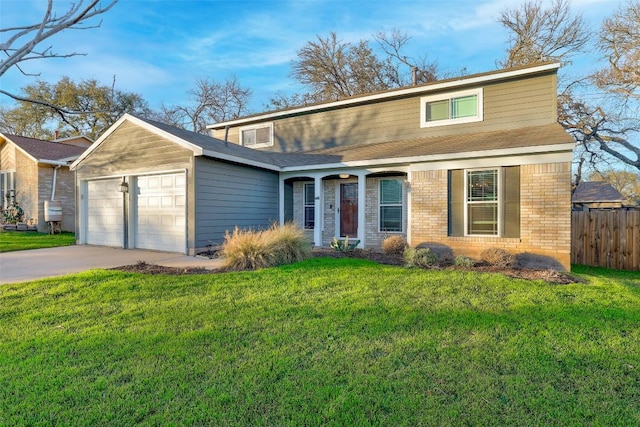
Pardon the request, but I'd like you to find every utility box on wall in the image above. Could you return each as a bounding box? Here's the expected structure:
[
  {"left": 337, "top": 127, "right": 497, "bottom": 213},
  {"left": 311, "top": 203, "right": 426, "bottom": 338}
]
[{"left": 44, "top": 200, "right": 63, "bottom": 222}]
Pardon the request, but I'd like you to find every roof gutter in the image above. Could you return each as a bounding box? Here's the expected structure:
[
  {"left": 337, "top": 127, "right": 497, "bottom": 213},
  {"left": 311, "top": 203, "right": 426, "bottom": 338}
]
[
  {"left": 38, "top": 159, "right": 72, "bottom": 167},
  {"left": 279, "top": 142, "right": 576, "bottom": 172}
]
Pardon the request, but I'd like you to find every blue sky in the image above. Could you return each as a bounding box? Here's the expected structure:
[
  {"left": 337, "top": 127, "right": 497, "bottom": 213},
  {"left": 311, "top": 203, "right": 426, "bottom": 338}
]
[{"left": 0, "top": 0, "right": 621, "bottom": 115}]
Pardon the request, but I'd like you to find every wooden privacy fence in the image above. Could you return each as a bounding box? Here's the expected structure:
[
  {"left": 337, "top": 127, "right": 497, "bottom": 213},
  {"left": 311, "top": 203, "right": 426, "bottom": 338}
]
[{"left": 572, "top": 210, "right": 640, "bottom": 271}]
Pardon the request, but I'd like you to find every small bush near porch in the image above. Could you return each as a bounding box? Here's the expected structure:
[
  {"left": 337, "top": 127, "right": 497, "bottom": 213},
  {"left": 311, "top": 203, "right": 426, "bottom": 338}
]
[
  {"left": 0, "top": 231, "right": 75, "bottom": 252},
  {"left": 1, "top": 261, "right": 638, "bottom": 425}
]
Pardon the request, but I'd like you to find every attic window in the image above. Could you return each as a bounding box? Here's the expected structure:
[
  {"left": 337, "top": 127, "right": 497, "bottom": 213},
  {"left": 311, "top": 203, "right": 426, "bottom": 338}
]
[
  {"left": 420, "top": 88, "right": 483, "bottom": 128},
  {"left": 240, "top": 122, "right": 273, "bottom": 148}
]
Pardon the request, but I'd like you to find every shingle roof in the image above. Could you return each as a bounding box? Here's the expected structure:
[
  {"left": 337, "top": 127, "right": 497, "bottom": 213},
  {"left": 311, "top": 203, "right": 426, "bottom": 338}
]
[
  {"left": 135, "top": 116, "right": 285, "bottom": 167},
  {"left": 133, "top": 117, "right": 573, "bottom": 170},
  {"left": 273, "top": 123, "right": 574, "bottom": 167},
  {"left": 3, "top": 134, "right": 87, "bottom": 162},
  {"left": 572, "top": 181, "right": 627, "bottom": 203}
]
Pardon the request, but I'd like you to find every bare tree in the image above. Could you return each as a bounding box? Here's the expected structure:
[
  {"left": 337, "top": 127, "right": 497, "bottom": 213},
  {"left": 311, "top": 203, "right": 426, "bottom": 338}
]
[
  {"left": 0, "top": 0, "right": 118, "bottom": 113},
  {"left": 593, "top": 1, "right": 640, "bottom": 100},
  {"left": 271, "top": 30, "right": 439, "bottom": 108},
  {"left": 499, "top": 0, "right": 640, "bottom": 174},
  {"left": 374, "top": 29, "right": 439, "bottom": 85},
  {"left": 155, "top": 76, "right": 251, "bottom": 134},
  {"left": 498, "top": 0, "right": 589, "bottom": 67}
]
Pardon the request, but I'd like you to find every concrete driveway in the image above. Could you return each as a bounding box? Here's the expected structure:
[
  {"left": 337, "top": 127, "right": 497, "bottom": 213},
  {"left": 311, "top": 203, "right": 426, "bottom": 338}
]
[{"left": 0, "top": 245, "right": 223, "bottom": 284}]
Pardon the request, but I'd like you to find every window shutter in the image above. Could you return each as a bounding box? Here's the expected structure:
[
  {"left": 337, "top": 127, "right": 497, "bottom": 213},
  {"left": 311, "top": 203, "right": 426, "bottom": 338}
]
[
  {"left": 448, "top": 169, "right": 464, "bottom": 236},
  {"left": 502, "top": 166, "right": 520, "bottom": 238}
]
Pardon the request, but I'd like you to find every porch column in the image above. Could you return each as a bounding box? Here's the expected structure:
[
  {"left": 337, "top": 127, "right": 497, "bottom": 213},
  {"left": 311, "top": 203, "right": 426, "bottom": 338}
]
[
  {"left": 278, "top": 176, "right": 285, "bottom": 225},
  {"left": 314, "top": 176, "right": 322, "bottom": 246},
  {"left": 357, "top": 173, "right": 366, "bottom": 248}
]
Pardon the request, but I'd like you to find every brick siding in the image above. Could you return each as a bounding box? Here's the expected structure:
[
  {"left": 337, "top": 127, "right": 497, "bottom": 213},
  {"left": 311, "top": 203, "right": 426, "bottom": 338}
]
[{"left": 410, "top": 162, "right": 572, "bottom": 270}]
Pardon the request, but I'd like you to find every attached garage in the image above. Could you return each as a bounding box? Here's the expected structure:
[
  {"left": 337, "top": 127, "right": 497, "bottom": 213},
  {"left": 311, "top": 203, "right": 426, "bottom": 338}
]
[
  {"left": 134, "top": 172, "right": 186, "bottom": 253},
  {"left": 71, "top": 114, "right": 280, "bottom": 256}
]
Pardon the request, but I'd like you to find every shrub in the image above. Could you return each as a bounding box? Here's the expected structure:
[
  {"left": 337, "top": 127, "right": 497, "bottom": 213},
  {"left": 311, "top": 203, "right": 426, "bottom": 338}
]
[
  {"left": 330, "top": 236, "right": 358, "bottom": 252},
  {"left": 2, "top": 202, "right": 24, "bottom": 224},
  {"left": 268, "top": 222, "right": 312, "bottom": 265},
  {"left": 454, "top": 255, "right": 475, "bottom": 267},
  {"left": 403, "top": 247, "right": 439, "bottom": 268},
  {"left": 479, "top": 248, "right": 515, "bottom": 268},
  {"left": 220, "top": 227, "right": 271, "bottom": 271},
  {"left": 381, "top": 235, "right": 407, "bottom": 255},
  {"left": 221, "top": 223, "right": 311, "bottom": 271}
]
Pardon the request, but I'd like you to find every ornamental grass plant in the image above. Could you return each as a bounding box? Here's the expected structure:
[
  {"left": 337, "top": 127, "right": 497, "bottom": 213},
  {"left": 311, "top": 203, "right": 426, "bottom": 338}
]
[{"left": 220, "top": 223, "right": 311, "bottom": 271}]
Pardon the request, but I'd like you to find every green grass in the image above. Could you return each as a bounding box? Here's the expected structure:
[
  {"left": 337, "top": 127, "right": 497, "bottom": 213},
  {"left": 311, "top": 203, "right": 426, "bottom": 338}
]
[
  {"left": 1, "top": 258, "right": 638, "bottom": 426},
  {"left": 0, "top": 231, "right": 75, "bottom": 252}
]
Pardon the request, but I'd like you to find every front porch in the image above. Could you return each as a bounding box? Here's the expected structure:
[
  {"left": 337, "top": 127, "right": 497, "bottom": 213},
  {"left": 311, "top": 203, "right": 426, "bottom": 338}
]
[{"left": 279, "top": 169, "right": 409, "bottom": 249}]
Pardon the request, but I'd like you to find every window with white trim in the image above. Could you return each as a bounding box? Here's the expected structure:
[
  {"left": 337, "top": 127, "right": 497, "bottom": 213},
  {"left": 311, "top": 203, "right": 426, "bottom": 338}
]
[
  {"left": 0, "top": 171, "right": 16, "bottom": 210},
  {"left": 304, "top": 183, "right": 315, "bottom": 229},
  {"left": 379, "top": 179, "right": 403, "bottom": 232},
  {"left": 420, "top": 88, "right": 483, "bottom": 128},
  {"left": 465, "top": 169, "right": 499, "bottom": 236},
  {"left": 239, "top": 122, "right": 273, "bottom": 148}
]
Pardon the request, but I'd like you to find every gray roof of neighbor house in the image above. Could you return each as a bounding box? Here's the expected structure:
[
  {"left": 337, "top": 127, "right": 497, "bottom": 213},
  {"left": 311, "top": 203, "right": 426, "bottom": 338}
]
[
  {"left": 572, "top": 181, "right": 627, "bottom": 203},
  {"left": 2, "top": 134, "right": 87, "bottom": 163},
  {"left": 136, "top": 117, "right": 573, "bottom": 170}
]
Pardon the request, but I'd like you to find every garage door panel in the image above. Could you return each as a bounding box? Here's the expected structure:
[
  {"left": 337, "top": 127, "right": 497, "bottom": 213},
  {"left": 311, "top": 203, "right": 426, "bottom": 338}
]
[
  {"left": 136, "top": 172, "right": 186, "bottom": 252},
  {"left": 86, "top": 178, "right": 123, "bottom": 247}
]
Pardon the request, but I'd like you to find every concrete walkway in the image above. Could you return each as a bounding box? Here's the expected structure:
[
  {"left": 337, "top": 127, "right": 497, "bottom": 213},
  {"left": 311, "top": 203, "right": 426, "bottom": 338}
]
[{"left": 0, "top": 245, "right": 223, "bottom": 284}]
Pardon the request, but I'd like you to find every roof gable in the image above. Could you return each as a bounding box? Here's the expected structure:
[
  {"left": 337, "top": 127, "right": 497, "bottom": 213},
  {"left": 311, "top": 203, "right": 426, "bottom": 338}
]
[{"left": 71, "top": 114, "right": 283, "bottom": 171}]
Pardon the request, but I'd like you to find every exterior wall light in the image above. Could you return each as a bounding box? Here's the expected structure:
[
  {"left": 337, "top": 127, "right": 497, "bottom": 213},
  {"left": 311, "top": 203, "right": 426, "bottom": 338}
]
[{"left": 119, "top": 180, "right": 129, "bottom": 193}]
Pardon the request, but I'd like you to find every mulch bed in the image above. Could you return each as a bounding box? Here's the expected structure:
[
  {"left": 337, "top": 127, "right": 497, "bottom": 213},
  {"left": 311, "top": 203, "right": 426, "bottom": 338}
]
[{"left": 110, "top": 249, "right": 580, "bottom": 284}]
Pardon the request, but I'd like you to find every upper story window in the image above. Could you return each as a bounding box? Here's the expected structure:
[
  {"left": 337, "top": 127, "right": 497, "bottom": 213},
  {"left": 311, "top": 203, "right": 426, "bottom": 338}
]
[
  {"left": 239, "top": 122, "right": 273, "bottom": 148},
  {"left": 420, "top": 88, "right": 483, "bottom": 128}
]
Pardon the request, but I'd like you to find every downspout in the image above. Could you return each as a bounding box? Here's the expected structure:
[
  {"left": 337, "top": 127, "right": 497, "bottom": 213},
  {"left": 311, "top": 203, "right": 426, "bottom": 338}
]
[
  {"left": 51, "top": 165, "right": 61, "bottom": 201},
  {"left": 224, "top": 125, "right": 230, "bottom": 146}
]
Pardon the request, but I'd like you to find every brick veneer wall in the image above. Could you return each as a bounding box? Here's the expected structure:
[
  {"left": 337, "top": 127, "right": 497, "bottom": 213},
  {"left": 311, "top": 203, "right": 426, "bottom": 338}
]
[
  {"left": 14, "top": 150, "right": 38, "bottom": 226},
  {"left": 364, "top": 177, "right": 408, "bottom": 249},
  {"left": 37, "top": 165, "right": 76, "bottom": 232},
  {"left": 410, "top": 162, "right": 572, "bottom": 270}
]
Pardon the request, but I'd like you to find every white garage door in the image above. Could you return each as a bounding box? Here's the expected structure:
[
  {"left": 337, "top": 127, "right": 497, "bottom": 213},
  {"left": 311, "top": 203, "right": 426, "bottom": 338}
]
[
  {"left": 135, "top": 173, "right": 186, "bottom": 253},
  {"left": 86, "top": 179, "right": 124, "bottom": 247}
]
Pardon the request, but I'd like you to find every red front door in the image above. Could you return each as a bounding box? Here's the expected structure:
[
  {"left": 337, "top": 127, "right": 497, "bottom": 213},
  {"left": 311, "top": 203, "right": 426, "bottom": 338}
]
[{"left": 340, "top": 182, "right": 358, "bottom": 237}]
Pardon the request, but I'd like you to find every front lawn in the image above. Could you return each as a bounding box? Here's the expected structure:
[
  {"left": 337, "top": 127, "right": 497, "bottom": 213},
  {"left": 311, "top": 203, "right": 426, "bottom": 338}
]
[
  {"left": 1, "top": 259, "right": 638, "bottom": 426},
  {"left": 0, "top": 231, "right": 75, "bottom": 252}
]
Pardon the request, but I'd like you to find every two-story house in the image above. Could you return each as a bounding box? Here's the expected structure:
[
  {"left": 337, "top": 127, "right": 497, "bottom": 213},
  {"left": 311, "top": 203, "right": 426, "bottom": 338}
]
[{"left": 72, "top": 62, "right": 574, "bottom": 269}]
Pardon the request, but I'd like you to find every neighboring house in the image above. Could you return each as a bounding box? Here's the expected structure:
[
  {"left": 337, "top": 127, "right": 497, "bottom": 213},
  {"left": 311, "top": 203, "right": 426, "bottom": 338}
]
[
  {"left": 0, "top": 134, "right": 88, "bottom": 232},
  {"left": 572, "top": 181, "right": 628, "bottom": 211},
  {"left": 72, "top": 62, "right": 575, "bottom": 269},
  {"left": 53, "top": 135, "right": 94, "bottom": 148}
]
